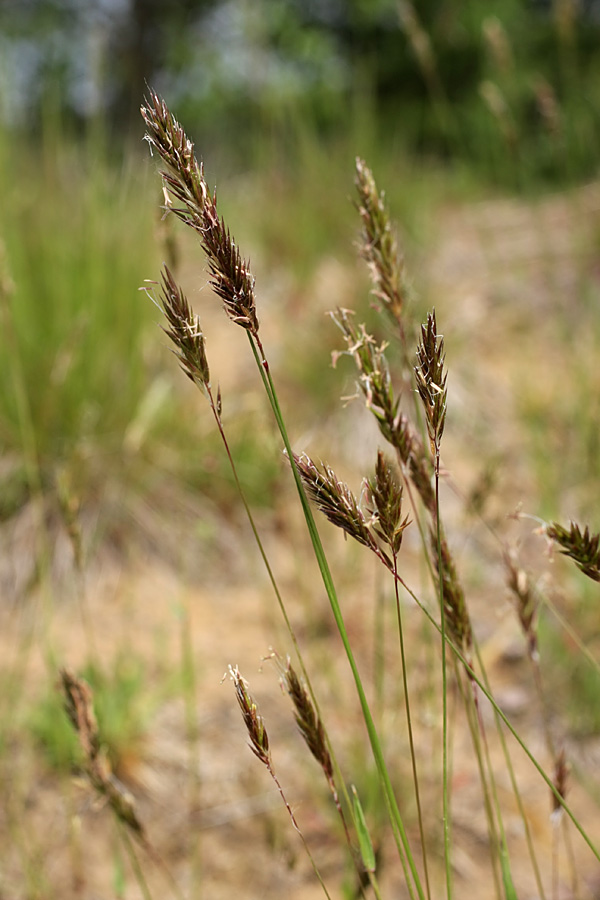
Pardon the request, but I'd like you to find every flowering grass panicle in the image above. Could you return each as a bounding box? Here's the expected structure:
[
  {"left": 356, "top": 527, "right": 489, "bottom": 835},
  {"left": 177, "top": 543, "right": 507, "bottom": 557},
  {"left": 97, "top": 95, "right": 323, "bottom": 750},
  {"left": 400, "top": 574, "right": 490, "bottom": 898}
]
[
  {"left": 60, "top": 669, "right": 146, "bottom": 840},
  {"left": 354, "top": 157, "right": 408, "bottom": 329},
  {"left": 141, "top": 90, "right": 259, "bottom": 335},
  {"left": 414, "top": 310, "right": 447, "bottom": 459},
  {"left": 365, "top": 451, "right": 411, "bottom": 556},
  {"left": 155, "top": 265, "right": 211, "bottom": 393},
  {"left": 293, "top": 453, "right": 379, "bottom": 554},
  {"left": 546, "top": 521, "right": 600, "bottom": 582},
  {"left": 279, "top": 657, "right": 333, "bottom": 781},
  {"left": 230, "top": 665, "right": 271, "bottom": 768}
]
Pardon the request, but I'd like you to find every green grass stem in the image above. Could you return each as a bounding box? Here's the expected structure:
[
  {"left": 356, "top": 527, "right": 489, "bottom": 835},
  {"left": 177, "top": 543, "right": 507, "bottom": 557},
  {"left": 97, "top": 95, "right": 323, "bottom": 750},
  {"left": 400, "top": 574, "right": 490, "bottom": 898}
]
[{"left": 249, "top": 331, "right": 425, "bottom": 900}]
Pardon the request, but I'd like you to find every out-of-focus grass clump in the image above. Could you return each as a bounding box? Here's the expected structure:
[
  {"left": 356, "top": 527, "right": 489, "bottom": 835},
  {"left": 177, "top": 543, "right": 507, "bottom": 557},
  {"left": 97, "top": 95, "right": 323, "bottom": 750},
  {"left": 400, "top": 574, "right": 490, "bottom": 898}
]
[{"left": 0, "top": 118, "right": 162, "bottom": 516}]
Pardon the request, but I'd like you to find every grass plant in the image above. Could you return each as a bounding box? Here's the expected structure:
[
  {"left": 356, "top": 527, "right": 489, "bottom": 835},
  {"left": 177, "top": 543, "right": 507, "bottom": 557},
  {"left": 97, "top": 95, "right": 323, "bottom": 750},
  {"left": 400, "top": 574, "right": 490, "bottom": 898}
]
[{"left": 126, "top": 89, "right": 600, "bottom": 898}]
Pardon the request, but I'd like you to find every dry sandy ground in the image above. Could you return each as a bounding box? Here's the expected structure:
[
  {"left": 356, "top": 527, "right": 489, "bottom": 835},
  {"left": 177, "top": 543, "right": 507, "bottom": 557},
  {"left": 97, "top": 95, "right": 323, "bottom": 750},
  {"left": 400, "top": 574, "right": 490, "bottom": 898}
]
[{"left": 2, "top": 183, "right": 600, "bottom": 899}]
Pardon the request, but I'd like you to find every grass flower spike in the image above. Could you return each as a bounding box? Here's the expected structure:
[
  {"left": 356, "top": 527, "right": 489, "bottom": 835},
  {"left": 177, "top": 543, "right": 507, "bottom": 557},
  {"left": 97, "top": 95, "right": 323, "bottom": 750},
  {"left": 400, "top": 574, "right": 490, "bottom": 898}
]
[
  {"left": 156, "top": 265, "right": 211, "bottom": 393},
  {"left": 546, "top": 521, "right": 600, "bottom": 583},
  {"left": 415, "top": 310, "right": 447, "bottom": 460},
  {"left": 366, "top": 451, "right": 411, "bottom": 556},
  {"left": 354, "top": 157, "right": 408, "bottom": 328},
  {"left": 293, "top": 453, "right": 379, "bottom": 553},
  {"left": 229, "top": 665, "right": 333, "bottom": 899},
  {"left": 141, "top": 90, "right": 259, "bottom": 334},
  {"left": 230, "top": 665, "right": 271, "bottom": 768},
  {"left": 60, "top": 669, "right": 146, "bottom": 840},
  {"left": 279, "top": 657, "right": 333, "bottom": 781}
]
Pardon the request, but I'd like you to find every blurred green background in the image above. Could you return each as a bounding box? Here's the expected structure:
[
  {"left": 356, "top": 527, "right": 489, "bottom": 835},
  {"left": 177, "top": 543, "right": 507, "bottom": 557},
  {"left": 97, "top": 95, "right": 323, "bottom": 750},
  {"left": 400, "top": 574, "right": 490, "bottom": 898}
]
[{"left": 2, "top": 0, "right": 600, "bottom": 179}]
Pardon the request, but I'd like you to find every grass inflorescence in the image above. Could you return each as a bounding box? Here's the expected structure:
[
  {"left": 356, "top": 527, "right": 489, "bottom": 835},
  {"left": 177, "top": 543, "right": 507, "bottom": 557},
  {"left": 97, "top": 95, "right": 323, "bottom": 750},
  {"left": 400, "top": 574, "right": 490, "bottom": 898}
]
[
  {"left": 132, "top": 90, "right": 600, "bottom": 899},
  {"left": 4, "top": 65, "right": 600, "bottom": 899}
]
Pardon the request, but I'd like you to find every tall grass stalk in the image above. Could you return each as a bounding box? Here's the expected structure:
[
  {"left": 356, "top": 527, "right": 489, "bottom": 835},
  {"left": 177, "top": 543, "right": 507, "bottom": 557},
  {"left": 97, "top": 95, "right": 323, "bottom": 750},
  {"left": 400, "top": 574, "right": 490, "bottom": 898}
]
[
  {"left": 145, "top": 238, "right": 374, "bottom": 888},
  {"left": 140, "top": 89, "right": 600, "bottom": 897},
  {"left": 142, "top": 89, "right": 425, "bottom": 898},
  {"left": 229, "top": 665, "right": 333, "bottom": 900}
]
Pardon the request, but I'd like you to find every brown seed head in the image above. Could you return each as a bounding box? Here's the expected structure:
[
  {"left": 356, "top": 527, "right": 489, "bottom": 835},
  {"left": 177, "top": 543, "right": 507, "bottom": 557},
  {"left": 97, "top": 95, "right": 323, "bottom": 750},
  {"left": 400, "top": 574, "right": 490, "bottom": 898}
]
[
  {"left": 330, "top": 308, "right": 400, "bottom": 446},
  {"left": 546, "top": 521, "right": 600, "bottom": 583},
  {"left": 354, "top": 157, "right": 408, "bottom": 328},
  {"left": 59, "top": 669, "right": 146, "bottom": 839},
  {"left": 158, "top": 265, "right": 211, "bottom": 392},
  {"left": 365, "top": 451, "right": 411, "bottom": 556},
  {"left": 415, "top": 310, "right": 447, "bottom": 455},
  {"left": 504, "top": 550, "right": 538, "bottom": 660},
  {"left": 431, "top": 534, "right": 472, "bottom": 656},
  {"left": 552, "top": 748, "right": 569, "bottom": 815},
  {"left": 230, "top": 665, "right": 271, "bottom": 768},
  {"left": 294, "top": 453, "right": 379, "bottom": 553},
  {"left": 279, "top": 657, "right": 333, "bottom": 780},
  {"left": 141, "top": 89, "right": 259, "bottom": 334}
]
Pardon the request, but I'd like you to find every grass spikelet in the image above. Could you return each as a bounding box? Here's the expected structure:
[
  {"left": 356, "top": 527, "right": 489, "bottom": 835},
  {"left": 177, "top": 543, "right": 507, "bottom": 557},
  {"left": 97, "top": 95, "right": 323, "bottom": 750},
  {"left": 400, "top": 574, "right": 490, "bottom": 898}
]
[
  {"left": 293, "top": 453, "right": 379, "bottom": 553},
  {"left": 432, "top": 534, "right": 472, "bottom": 659},
  {"left": 60, "top": 669, "right": 146, "bottom": 840},
  {"left": 552, "top": 748, "right": 569, "bottom": 817},
  {"left": 230, "top": 665, "right": 271, "bottom": 768},
  {"left": 504, "top": 550, "right": 539, "bottom": 661},
  {"left": 229, "top": 665, "right": 334, "bottom": 899},
  {"left": 546, "top": 521, "right": 600, "bottom": 583},
  {"left": 141, "top": 90, "right": 259, "bottom": 334},
  {"left": 330, "top": 308, "right": 400, "bottom": 443},
  {"left": 414, "top": 310, "right": 447, "bottom": 460},
  {"left": 155, "top": 265, "right": 211, "bottom": 393},
  {"left": 279, "top": 657, "right": 333, "bottom": 781},
  {"left": 354, "top": 157, "right": 408, "bottom": 328},
  {"left": 365, "top": 451, "right": 411, "bottom": 555}
]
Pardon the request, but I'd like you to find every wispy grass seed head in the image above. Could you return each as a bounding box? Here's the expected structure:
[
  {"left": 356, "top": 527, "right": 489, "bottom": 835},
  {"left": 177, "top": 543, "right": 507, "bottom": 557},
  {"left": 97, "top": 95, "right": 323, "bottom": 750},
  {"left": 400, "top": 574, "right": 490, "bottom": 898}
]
[
  {"left": 60, "top": 669, "right": 146, "bottom": 839},
  {"left": 415, "top": 310, "right": 447, "bottom": 456},
  {"left": 157, "top": 265, "right": 211, "bottom": 393},
  {"left": 331, "top": 307, "right": 435, "bottom": 512},
  {"left": 546, "top": 521, "right": 600, "bottom": 583},
  {"left": 294, "top": 453, "right": 379, "bottom": 554},
  {"left": 230, "top": 665, "right": 271, "bottom": 768},
  {"left": 551, "top": 748, "right": 569, "bottom": 819},
  {"left": 366, "top": 451, "right": 411, "bottom": 556},
  {"left": 504, "top": 550, "right": 539, "bottom": 660},
  {"left": 278, "top": 656, "right": 333, "bottom": 781},
  {"left": 432, "top": 536, "right": 472, "bottom": 657},
  {"left": 330, "top": 308, "right": 400, "bottom": 445},
  {"left": 141, "top": 89, "right": 259, "bottom": 335},
  {"left": 354, "top": 157, "right": 408, "bottom": 327}
]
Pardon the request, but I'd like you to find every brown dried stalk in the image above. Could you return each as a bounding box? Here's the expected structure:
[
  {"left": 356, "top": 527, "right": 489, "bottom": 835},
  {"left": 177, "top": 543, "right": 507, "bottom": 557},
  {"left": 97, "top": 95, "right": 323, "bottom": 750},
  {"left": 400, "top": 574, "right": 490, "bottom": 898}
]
[
  {"left": 141, "top": 90, "right": 259, "bottom": 335},
  {"left": 546, "top": 521, "right": 600, "bottom": 583}
]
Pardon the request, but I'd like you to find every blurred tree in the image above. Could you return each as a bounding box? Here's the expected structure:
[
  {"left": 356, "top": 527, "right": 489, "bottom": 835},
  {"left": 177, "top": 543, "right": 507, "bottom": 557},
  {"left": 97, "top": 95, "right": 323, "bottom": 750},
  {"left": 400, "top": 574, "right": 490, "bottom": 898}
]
[{"left": 0, "top": 0, "right": 598, "bottom": 181}]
